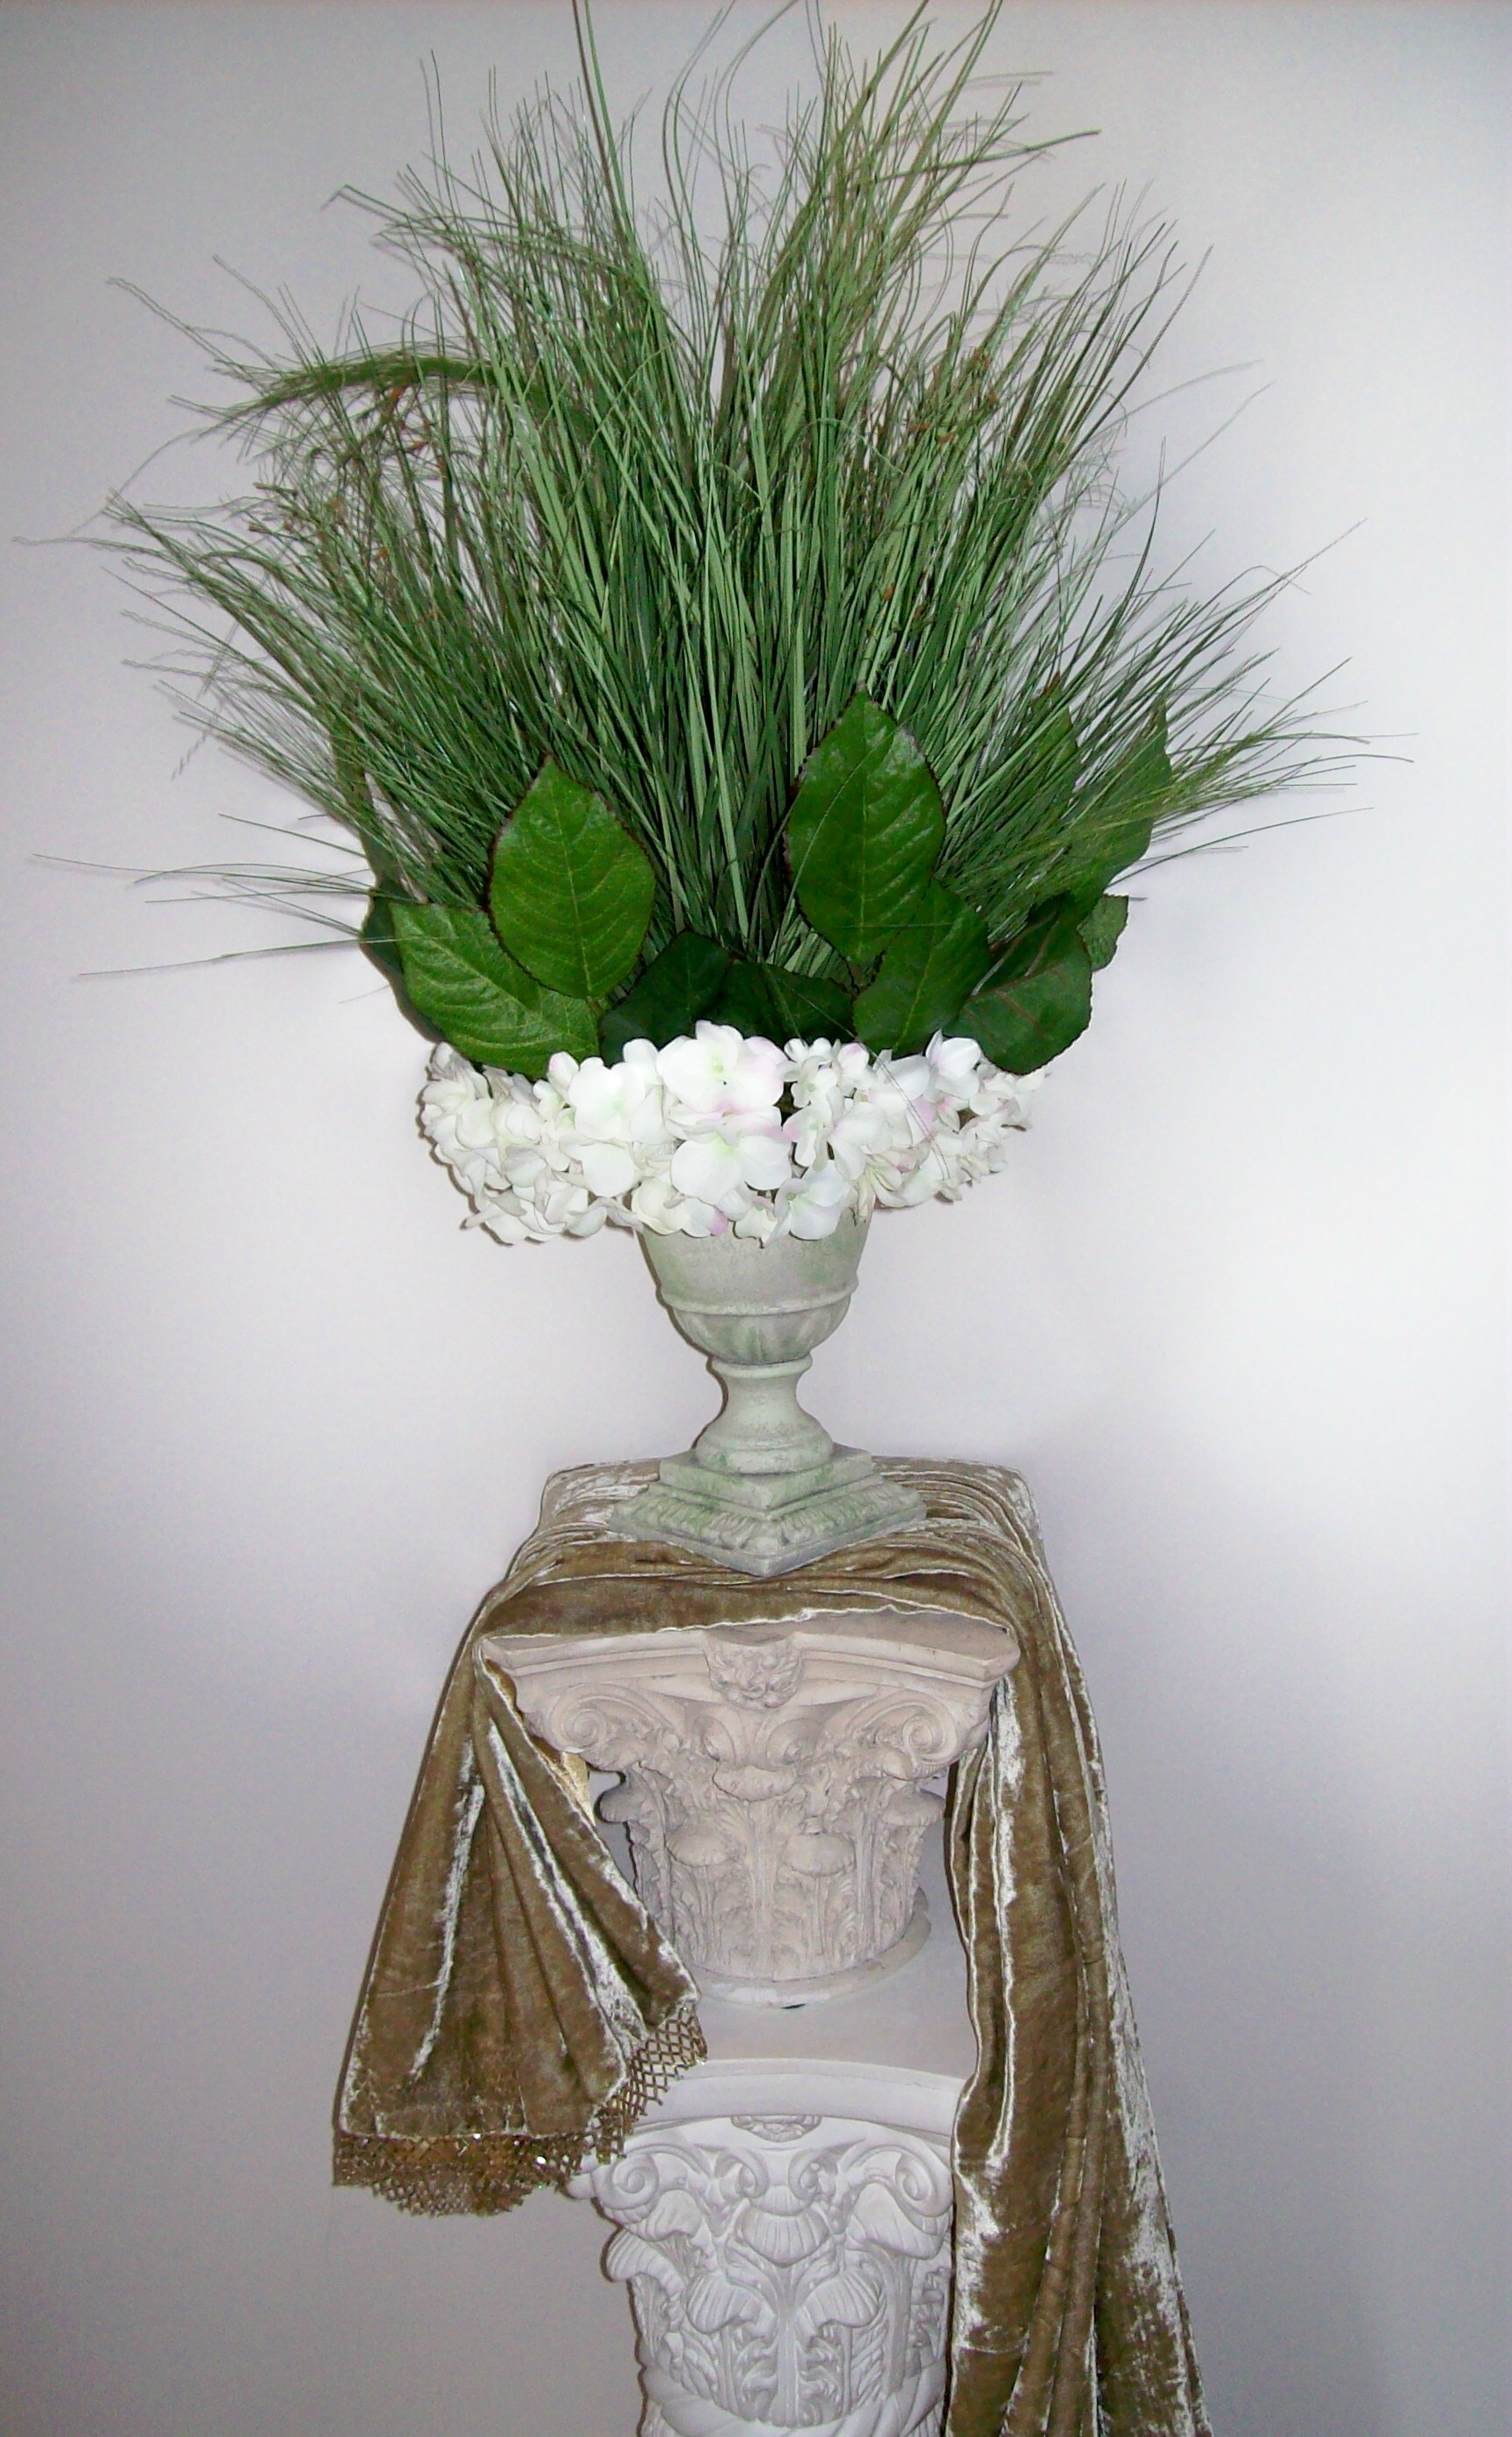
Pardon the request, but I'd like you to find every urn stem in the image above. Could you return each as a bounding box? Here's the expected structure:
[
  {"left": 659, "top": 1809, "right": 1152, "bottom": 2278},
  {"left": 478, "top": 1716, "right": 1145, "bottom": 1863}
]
[{"left": 695, "top": 1356, "right": 833, "bottom": 1479}]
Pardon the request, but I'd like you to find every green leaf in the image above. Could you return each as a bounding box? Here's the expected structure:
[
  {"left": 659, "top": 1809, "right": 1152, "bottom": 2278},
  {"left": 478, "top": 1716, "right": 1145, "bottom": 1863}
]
[
  {"left": 960, "top": 896, "right": 1094, "bottom": 1073},
  {"left": 787, "top": 693, "right": 945, "bottom": 968},
  {"left": 359, "top": 890, "right": 407, "bottom": 990},
  {"left": 760, "top": 966, "right": 854, "bottom": 1043},
  {"left": 852, "top": 882, "right": 991, "bottom": 1053},
  {"left": 1069, "top": 707, "right": 1172, "bottom": 907},
  {"left": 1078, "top": 894, "right": 1129, "bottom": 972},
  {"left": 715, "top": 961, "right": 855, "bottom": 1044},
  {"left": 393, "top": 902, "right": 596, "bottom": 1076},
  {"left": 715, "top": 960, "right": 782, "bottom": 1037},
  {"left": 361, "top": 892, "right": 440, "bottom": 1039},
  {"left": 1015, "top": 684, "right": 1079, "bottom": 831},
  {"left": 490, "top": 759, "right": 655, "bottom": 1001},
  {"left": 600, "top": 933, "right": 730, "bottom": 1058}
]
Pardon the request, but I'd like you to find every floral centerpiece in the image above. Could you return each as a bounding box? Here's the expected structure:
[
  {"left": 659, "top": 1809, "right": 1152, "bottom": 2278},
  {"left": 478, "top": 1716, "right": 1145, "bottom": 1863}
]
[{"left": 108, "top": 4, "right": 1335, "bottom": 1567}]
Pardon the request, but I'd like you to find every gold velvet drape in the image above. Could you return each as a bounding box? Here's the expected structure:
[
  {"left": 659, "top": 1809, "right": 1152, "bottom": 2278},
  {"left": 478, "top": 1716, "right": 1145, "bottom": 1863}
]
[{"left": 334, "top": 1460, "right": 1210, "bottom": 2435}]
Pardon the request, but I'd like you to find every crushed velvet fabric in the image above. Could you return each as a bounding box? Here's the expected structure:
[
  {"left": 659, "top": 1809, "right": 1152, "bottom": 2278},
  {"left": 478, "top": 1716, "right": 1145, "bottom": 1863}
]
[{"left": 334, "top": 1459, "right": 1209, "bottom": 2435}]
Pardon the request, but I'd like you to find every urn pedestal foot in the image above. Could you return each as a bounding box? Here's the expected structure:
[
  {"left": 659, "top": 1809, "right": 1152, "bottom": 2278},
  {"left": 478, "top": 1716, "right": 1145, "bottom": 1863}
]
[{"left": 620, "top": 1442, "right": 925, "bottom": 1580}]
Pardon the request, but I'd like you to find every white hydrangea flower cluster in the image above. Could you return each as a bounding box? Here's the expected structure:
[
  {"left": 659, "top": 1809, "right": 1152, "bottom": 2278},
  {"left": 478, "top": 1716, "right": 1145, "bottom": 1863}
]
[{"left": 419, "top": 1023, "right": 1041, "bottom": 1246}]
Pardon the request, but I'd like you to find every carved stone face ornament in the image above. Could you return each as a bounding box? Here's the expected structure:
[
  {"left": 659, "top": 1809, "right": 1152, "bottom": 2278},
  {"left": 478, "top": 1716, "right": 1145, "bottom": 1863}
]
[{"left": 705, "top": 1628, "right": 807, "bottom": 1709}]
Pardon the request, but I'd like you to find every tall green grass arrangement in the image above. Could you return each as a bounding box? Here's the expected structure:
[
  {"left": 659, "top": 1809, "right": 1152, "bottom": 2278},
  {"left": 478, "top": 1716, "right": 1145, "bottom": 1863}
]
[{"left": 107, "top": 2, "right": 1339, "bottom": 1086}]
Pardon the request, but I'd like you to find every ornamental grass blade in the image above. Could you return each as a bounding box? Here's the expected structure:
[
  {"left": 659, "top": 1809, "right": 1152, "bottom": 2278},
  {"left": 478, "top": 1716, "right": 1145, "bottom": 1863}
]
[
  {"left": 787, "top": 695, "right": 945, "bottom": 970},
  {"left": 392, "top": 902, "right": 596, "bottom": 1075},
  {"left": 852, "top": 882, "right": 990, "bottom": 1053},
  {"left": 105, "top": 14, "right": 1351, "bottom": 1015},
  {"left": 600, "top": 933, "right": 729, "bottom": 1057},
  {"left": 1015, "top": 686, "right": 1080, "bottom": 836},
  {"left": 490, "top": 761, "right": 655, "bottom": 1002}
]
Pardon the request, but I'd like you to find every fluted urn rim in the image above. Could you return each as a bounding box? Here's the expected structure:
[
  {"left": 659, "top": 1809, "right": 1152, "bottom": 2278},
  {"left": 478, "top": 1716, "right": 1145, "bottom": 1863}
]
[{"left": 638, "top": 1208, "right": 869, "bottom": 1366}]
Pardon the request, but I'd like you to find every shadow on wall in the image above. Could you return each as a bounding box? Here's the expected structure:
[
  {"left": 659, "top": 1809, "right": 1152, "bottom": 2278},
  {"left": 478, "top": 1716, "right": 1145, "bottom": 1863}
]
[
  {"left": 1146, "top": 1767, "right": 1390, "bottom": 2437},
  {"left": 1024, "top": 1435, "right": 1506, "bottom": 2437}
]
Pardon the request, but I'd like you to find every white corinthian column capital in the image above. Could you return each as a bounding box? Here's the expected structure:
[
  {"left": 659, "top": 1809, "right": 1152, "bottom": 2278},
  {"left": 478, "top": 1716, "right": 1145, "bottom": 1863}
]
[
  {"left": 483, "top": 1606, "right": 1016, "bottom": 2002},
  {"left": 577, "top": 2067, "right": 959, "bottom": 2437}
]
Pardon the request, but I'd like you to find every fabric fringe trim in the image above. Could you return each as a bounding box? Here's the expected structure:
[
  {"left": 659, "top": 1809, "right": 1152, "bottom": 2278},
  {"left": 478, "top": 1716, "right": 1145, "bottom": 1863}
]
[{"left": 332, "top": 1995, "right": 706, "bottom": 2216}]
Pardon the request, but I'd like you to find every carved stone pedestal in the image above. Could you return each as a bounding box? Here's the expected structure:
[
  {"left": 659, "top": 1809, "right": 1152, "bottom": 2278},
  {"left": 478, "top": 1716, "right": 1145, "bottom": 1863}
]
[
  {"left": 564, "top": 1731, "right": 977, "bottom": 2437},
  {"left": 494, "top": 1596, "right": 999, "bottom": 2426},
  {"left": 484, "top": 1607, "right": 1016, "bottom": 2003},
  {"left": 573, "top": 2061, "right": 962, "bottom": 2437}
]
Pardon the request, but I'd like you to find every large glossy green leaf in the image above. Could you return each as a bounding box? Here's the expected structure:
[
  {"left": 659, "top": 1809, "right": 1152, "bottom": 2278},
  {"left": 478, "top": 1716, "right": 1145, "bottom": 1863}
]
[
  {"left": 959, "top": 896, "right": 1093, "bottom": 1073},
  {"left": 760, "top": 965, "right": 854, "bottom": 1044},
  {"left": 852, "top": 882, "right": 990, "bottom": 1053},
  {"left": 361, "top": 891, "right": 440, "bottom": 1038},
  {"left": 601, "top": 933, "right": 730, "bottom": 1058},
  {"left": 715, "top": 960, "right": 855, "bottom": 1045},
  {"left": 490, "top": 759, "right": 655, "bottom": 1000},
  {"left": 716, "top": 961, "right": 787, "bottom": 1040},
  {"left": 1013, "top": 684, "right": 1079, "bottom": 832},
  {"left": 393, "top": 902, "right": 596, "bottom": 1076},
  {"left": 787, "top": 694, "right": 945, "bottom": 968},
  {"left": 1068, "top": 707, "right": 1171, "bottom": 908},
  {"left": 359, "top": 890, "right": 407, "bottom": 990},
  {"left": 1077, "top": 893, "right": 1129, "bottom": 972}
]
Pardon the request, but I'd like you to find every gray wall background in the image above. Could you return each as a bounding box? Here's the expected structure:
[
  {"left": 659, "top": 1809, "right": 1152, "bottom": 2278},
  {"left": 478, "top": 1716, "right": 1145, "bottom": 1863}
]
[{"left": 1, "top": 6, "right": 1506, "bottom": 2433}]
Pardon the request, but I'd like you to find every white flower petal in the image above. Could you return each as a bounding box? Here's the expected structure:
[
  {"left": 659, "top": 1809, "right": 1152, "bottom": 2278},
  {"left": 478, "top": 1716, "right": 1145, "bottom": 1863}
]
[
  {"left": 629, "top": 1175, "right": 687, "bottom": 1233},
  {"left": 736, "top": 1131, "right": 793, "bottom": 1192},
  {"left": 786, "top": 1193, "right": 847, "bottom": 1240},
  {"left": 734, "top": 1199, "right": 783, "bottom": 1242},
  {"left": 658, "top": 1021, "right": 789, "bottom": 1119},
  {"left": 669, "top": 1132, "right": 745, "bottom": 1204},
  {"left": 579, "top": 1141, "right": 639, "bottom": 1197}
]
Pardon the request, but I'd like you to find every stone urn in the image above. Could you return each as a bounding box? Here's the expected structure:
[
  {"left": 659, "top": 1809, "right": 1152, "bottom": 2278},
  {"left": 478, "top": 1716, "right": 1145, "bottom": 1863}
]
[{"left": 619, "top": 1211, "right": 924, "bottom": 1576}]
